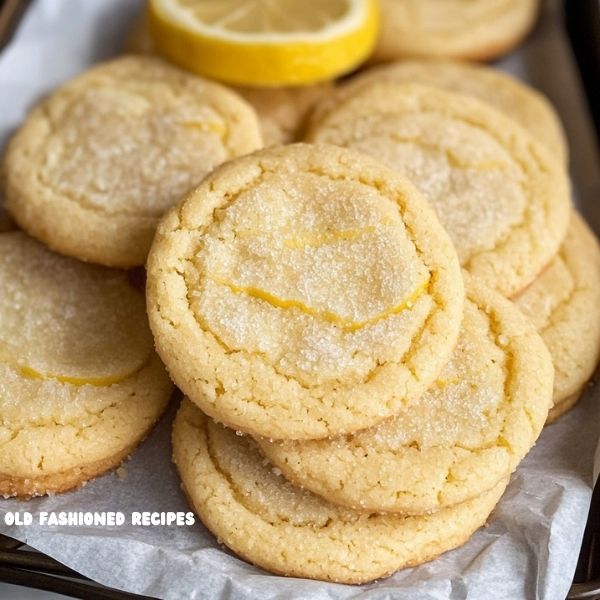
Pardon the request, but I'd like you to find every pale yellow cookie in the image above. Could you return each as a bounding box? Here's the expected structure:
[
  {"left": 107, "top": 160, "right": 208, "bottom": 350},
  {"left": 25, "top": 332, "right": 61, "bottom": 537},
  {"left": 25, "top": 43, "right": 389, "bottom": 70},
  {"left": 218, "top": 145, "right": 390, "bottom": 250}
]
[
  {"left": 124, "top": 12, "right": 333, "bottom": 147},
  {"left": 0, "top": 233, "right": 173, "bottom": 498},
  {"left": 312, "top": 60, "right": 567, "bottom": 163},
  {"left": 3, "top": 55, "right": 263, "bottom": 268},
  {"left": 147, "top": 143, "right": 464, "bottom": 440},
  {"left": 374, "top": 0, "right": 539, "bottom": 62},
  {"left": 306, "top": 83, "right": 570, "bottom": 296},
  {"left": 259, "top": 279, "right": 552, "bottom": 514},
  {"left": 235, "top": 84, "right": 334, "bottom": 146},
  {"left": 514, "top": 213, "right": 600, "bottom": 420},
  {"left": 172, "top": 399, "right": 507, "bottom": 584}
]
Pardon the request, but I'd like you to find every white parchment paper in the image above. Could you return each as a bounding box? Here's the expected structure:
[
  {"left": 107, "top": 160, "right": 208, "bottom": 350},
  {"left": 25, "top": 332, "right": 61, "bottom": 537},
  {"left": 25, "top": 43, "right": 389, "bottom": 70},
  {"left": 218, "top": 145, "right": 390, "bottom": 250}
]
[{"left": 1, "top": 1, "right": 599, "bottom": 599}]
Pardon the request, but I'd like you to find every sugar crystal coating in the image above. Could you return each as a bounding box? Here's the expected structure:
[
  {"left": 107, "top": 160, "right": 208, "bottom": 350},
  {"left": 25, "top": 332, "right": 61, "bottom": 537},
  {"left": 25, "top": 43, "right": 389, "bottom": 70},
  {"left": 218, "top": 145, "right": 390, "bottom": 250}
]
[
  {"left": 172, "top": 400, "right": 507, "bottom": 583},
  {"left": 190, "top": 169, "right": 431, "bottom": 385},
  {"left": 312, "top": 59, "right": 566, "bottom": 162},
  {"left": 3, "top": 56, "right": 263, "bottom": 266},
  {"left": 306, "top": 83, "right": 570, "bottom": 296},
  {"left": 0, "top": 356, "right": 171, "bottom": 489},
  {"left": 147, "top": 144, "right": 464, "bottom": 439},
  {"left": 514, "top": 213, "right": 600, "bottom": 408},
  {"left": 259, "top": 279, "right": 554, "bottom": 514},
  {"left": 0, "top": 233, "right": 173, "bottom": 498},
  {"left": 0, "top": 233, "right": 152, "bottom": 382}
]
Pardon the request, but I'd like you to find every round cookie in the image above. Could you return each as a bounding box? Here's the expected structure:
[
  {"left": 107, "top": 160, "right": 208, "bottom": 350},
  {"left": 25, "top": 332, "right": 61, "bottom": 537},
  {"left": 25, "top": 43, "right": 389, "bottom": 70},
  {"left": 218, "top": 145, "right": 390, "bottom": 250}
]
[
  {"left": 147, "top": 143, "right": 464, "bottom": 440},
  {"left": 514, "top": 213, "right": 600, "bottom": 421},
  {"left": 312, "top": 60, "right": 567, "bottom": 163},
  {"left": 2, "top": 55, "right": 263, "bottom": 268},
  {"left": 259, "top": 279, "right": 553, "bottom": 514},
  {"left": 306, "top": 82, "right": 570, "bottom": 296},
  {"left": 172, "top": 399, "right": 508, "bottom": 584},
  {"left": 373, "top": 0, "right": 539, "bottom": 63},
  {"left": 0, "top": 233, "right": 173, "bottom": 498}
]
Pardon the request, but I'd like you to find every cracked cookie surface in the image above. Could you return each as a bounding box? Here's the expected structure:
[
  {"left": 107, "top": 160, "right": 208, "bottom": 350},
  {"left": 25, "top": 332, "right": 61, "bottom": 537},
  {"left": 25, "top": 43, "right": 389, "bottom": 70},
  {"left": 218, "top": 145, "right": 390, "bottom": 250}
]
[
  {"left": 147, "top": 144, "right": 464, "bottom": 440},
  {"left": 373, "top": 0, "right": 539, "bottom": 62},
  {"left": 0, "top": 233, "right": 173, "bottom": 497},
  {"left": 306, "top": 83, "right": 570, "bottom": 296},
  {"left": 312, "top": 59, "right": 566, "bottom": 163},
  {"left": 173, "top": 400, "right": 507, "bottom": 583},
  {"left": 259, "top": 279, "right": 552, "bottom": 514},
  {"left": 2, "top": 55, "right": 263, "bottom": 267},
  {"left": 514, "top": 213, "right": 600, "bottom": 421}
]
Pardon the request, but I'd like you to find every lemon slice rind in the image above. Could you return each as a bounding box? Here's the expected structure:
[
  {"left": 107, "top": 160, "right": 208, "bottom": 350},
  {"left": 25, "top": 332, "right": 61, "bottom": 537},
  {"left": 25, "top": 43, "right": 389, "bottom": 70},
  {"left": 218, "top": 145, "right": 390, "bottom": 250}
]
[{"left": 149, "top": 0, "right": 379, "bottom": 86}]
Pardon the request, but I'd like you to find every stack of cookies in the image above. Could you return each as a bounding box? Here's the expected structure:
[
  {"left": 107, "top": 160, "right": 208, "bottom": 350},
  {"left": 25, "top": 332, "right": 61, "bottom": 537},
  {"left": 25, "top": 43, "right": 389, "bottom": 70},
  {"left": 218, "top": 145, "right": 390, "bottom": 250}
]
[
  {"left": 144, "top": 137, "right": 559, "bottom": 582},
  {"left": 1, "top": 0, "right": 599, "bottom": 586}
]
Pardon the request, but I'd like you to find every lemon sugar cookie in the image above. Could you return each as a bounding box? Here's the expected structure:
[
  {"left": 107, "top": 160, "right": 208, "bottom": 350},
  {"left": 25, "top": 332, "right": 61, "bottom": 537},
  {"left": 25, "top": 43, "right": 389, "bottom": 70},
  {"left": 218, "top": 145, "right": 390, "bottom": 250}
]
[
  {"left": 312, "top": 60, "right": 567, "bottom": 163},
  {"left": 514, "top": 213, "right": 600, "bottom": 423},
  {"left": 0, "top": 233, "right": 173, "bottom": 498},
  {"left": 235, "top": 84, "right": 334, "bottom": 146},
  {"left": 172, "top": 400, "right": 507, "bottom": 583},
  {"left": 259, "top": 279, "right": 553, "bottom": 515},
  {"left": 307, "top": 83, "right": 570, "bottom": 296},
  {"left": 374, "top": 0, "right": 539, "bottom": 62},
  {"left": 147, "top": 144, "right": 464, "bottom": 440},
  {"left": 3, "top": 55, "right": 263, "bottom": 268}
]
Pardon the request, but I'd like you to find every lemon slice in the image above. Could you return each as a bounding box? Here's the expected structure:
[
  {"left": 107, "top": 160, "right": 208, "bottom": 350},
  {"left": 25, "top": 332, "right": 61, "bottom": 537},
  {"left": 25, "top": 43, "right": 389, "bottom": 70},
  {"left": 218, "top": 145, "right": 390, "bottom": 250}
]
[{"left": 148, "top": 0, "right": 379, "bottom": 86}]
